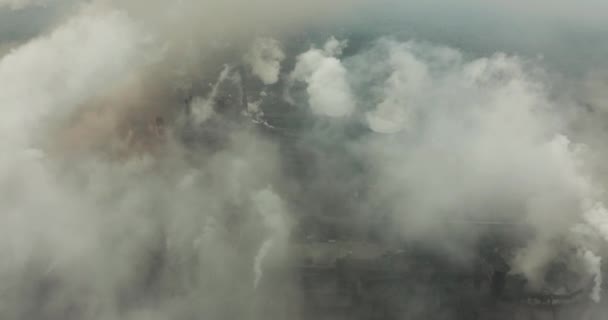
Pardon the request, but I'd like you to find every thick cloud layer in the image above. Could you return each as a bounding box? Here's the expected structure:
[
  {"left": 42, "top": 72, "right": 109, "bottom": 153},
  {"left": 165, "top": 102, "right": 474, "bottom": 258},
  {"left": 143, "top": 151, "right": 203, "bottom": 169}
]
[
  {"left": 0, "top": 3, "right": 298, "bottom": 319},
  {"left": 288, "top": 37, "right": 608, "bottom": 296},
  {"left": 0, "top": 8, "right": 146, "bottom": 148},
  {"left": 2, "top": 0, "right": 608, "bottom": 318},
  {"left": 0, "top": 0, "right": 47, "bottom": 10}
]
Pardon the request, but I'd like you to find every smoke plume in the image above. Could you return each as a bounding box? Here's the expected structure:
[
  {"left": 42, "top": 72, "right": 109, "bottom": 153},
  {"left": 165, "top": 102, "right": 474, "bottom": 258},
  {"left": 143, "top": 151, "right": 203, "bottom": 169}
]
[
  {"left": 2, "top": 0, "right": 608, "bottom": 319},
  {"left": 244, "top": 37, "right": 285, "bottom": 85},
  {"left": 289, "top": 37, "right": 355, "bottom": 117}
]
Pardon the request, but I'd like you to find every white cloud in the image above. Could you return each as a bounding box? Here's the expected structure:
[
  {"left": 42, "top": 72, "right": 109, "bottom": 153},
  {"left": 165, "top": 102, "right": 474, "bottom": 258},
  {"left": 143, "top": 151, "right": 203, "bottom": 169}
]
[
  {"left": 290, "top": 37, "right": 355, "bottom": 117},
  {"left": 244, "top": 37, "right": 285, "bottom": 85},
  {"left": 0, "top": 8, "right": 144, "bottom": 148},
  {"left": 351, "top": 39, "right": 608, "bottom": 289}
]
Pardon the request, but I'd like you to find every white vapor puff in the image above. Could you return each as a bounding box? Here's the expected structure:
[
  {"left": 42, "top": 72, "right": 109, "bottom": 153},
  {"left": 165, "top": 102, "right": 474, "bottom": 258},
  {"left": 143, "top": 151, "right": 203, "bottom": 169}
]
[
  {"left": 365, "top": 42, "right": 434, "bottom": 133},
  {"left": 244, "top": 37, "right": 285, "bottom": 85},
  {"left": 290, "top": 37, "right": 355, "bottom": 117}
]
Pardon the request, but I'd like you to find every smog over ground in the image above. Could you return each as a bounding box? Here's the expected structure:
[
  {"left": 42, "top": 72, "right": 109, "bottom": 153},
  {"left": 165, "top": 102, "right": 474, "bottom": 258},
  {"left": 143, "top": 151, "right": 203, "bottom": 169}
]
[{"left": 2, "top": 0, "right": 608, "bottom": 319}]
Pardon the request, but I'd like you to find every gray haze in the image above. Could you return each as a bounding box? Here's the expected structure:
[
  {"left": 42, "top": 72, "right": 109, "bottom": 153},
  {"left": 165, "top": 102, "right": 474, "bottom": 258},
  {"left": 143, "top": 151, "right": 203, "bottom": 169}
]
[{"left": 2, "top": 0, "right": 608, "bottom": 319}]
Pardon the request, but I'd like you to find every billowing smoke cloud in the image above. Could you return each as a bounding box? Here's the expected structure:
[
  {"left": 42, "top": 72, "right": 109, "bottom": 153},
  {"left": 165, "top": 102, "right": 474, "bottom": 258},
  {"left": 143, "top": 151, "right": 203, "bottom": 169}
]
[
  {"left": 0, "top": 8, "right": 146, "bottom": 147},
  {"left": 332, "top": 38, "right": 608, "bottom": 291},
  {"left": 364, "top": 41, "right": 445, "bottom": 133},
  {"left": 0, "top": 1, "right": 304, "bottom": 318},
  {"left": 289, "top": 37, "right": 355, "bottom": 117},
  {"left": 3, "top": 0, "right": 608, "bottom": 318},
  {"left": 244, "top": 37, "right": 285, "bottom": 85}
]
